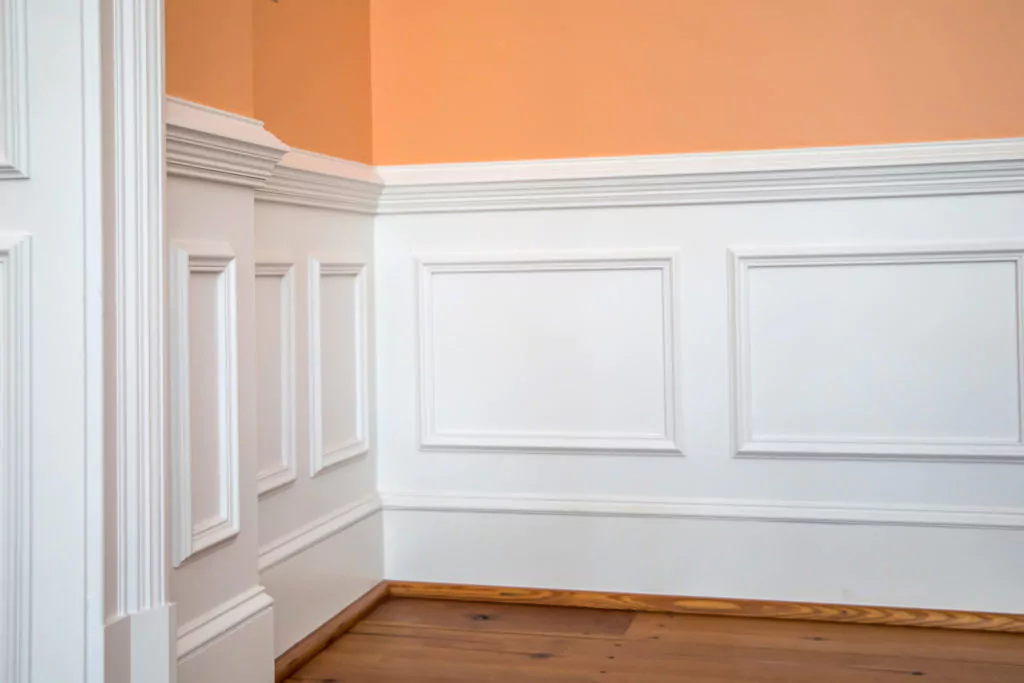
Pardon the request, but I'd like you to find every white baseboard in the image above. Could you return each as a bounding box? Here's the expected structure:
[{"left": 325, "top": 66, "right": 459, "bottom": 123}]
[
  {"left": 105, "top": 605, "right": 176, "bottom": 683},
  {"left": 258, "top": 495, "right": 382, "bottom": 572},
  {"left": 177, "top": 586, "right": 273, "bottom": 660},
  {"left": 261, "top": 507, "right": 384, "bottom": 655},
  {"left": 384, "top": 495, "right": 1024, "bottom": 614}
]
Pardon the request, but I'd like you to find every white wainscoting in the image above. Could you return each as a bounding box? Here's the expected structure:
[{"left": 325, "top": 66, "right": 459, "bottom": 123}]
[
  {"left": 0, "top": 0, "right": 28, "bottom": 178},
  {"left": 729, "top": 243, "right": 1024, "bottom": 462},
  {"left": 307, "top": 256, "right": 370, "bottom": 475},
  {"left": 0, "top": 233, "right": 30, "bottom": 683},
  {"left": 417, "top": 251, "right": 682, "bottom": 455},
  {"left": 170, "top": 240, "right": 240, "bottom": 567},
  {"left": 255, "top": 256, "right": 296, "bottom": 496}
]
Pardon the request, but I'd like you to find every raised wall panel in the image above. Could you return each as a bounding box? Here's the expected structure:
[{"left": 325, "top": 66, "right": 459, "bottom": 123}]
[
  {"left": 255, "top": 257, "right": 296, "bottom": 496},
  {"left": 730, "top": 244, "right": 1024, "bottom": 462},
  {"left": 170, "top": 241, "right": 240, "bottom": 566},
  {"left": 0, "top": 234, "right": 30, "bottom": 683},
  {"left": 417, "top": 251, "right": 682, "bottom": 455},
  {"left": 308, "top": 256, "right": 369, "bottom": 476},
  {"left": 0, "top": 0, "right": 27, "bottom": 178}
]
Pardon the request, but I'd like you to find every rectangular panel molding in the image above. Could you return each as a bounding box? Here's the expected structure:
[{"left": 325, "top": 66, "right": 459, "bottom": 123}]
[
  {"left": 417, "top": 251, "right": 682, "bottom": 455},
  {"left": 0, "top": 0, "right": 27, "bottom": 178},
  {"left": 729, "top": 243, "right": 1024, "bottom": 462},
  {"left": 170, "top": 241, "right": 240, "bottom": 566},
  {"left": 256, "top": 257, "right": 296, "bottom": 496},
  {"left": 0, "top": 234, "right": 30, "bottom": 683},
  {"left": 307, "top": 256, "right": 370, "bottom": 475}
]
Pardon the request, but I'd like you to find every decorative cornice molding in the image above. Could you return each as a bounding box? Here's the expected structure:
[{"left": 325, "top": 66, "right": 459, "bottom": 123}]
[
  {"left": 176, "top": 586, "right": 273, "bottom": 660},
  {"left": 166, "top": 97, "right": 288, "bottom": 188},
  {"left": 375, "top": 138, "right": 1024, "bottom": 213},
  {"left": 258, "top": 495, "right": 381, "bottom": 573},
  {"left": 381, "top": 491, "right": 1024, "bottom": 531},
  {"left": 256, "top": 149, "right": 382, "bottom": 214}
]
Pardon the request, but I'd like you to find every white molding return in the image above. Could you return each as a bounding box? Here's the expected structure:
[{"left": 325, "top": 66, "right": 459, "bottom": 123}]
[
  {"left": 381, "top": 491, "right": 1024, "bottom": 532},
  {"left": 256, "top": 149, "right": 383, "bottom": 214},
  {"left": 176, "top": 585, "right": 274, "bottom": 661},
  {"left": 417, "top": 251, "right": 683, "bottom": 455},
  {"left": 169, "top": 241, "right": 241, "bottom": 567},
  {"left": 728, "top": 242, "right": 1024, "bottom": 463},
  {"left": 0, "top": 0, "right": 28, "bottom": 178},
  {"left": 165, "top": 97, "right": 288, "bottom": 188},
  {"left": 376, "top": 138, "right": 1024, "bottom": 213},
  {"left": 258, "top": 495, "right": 381, "bottom": 572},
  {"left": 255, "top": 256, "right": 297, "bottom": 496},
  {"left": 307, "top": 256, "right": 371, "bottom": 476},
  {"left": 0, "top": 234, "right": 30, "bottom": 683}
]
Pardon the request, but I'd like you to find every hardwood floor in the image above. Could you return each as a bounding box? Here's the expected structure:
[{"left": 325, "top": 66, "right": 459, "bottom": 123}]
[{"left": 285, "top": 598, "right": 1024, "bottom": 682}]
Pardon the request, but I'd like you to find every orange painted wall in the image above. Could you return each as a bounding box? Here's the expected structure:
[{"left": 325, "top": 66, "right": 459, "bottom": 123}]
[
  {"left": 166, "top": 0, "right": 254, "bottom": 117},
  {"left": 370, "top": 0, "right": 1024, "bottom": 165},
  {"left": 254, "top": 0, "right": 373, "bottom": 163}
]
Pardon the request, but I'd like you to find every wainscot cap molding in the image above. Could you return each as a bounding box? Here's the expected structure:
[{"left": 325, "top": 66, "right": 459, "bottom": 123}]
[
  {"left": 166, "top": 97, "right": 288, "bottom": 188},
  {"left": 256, "top": 149, "right": 383, "bottom": 214},
  {"left": 375, "top": 137, "right": 1024, "bottom": 213}
]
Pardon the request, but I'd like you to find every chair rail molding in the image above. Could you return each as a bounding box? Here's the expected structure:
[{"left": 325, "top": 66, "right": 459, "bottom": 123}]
[
  {"left": 166, "top": 97, "right": 288, "bottom": 188},
  {"left": 376, "top": 138, "right": 1024, "bottom": 213},
  {"left": 256, "top": 149, "right": 382, "bottom": 214}
]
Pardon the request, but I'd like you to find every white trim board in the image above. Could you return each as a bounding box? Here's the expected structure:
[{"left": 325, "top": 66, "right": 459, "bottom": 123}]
[
  {"left": 256, "top": 149, "right": 382, "bottom": 214},
  {"left": 176, "top": 586, "right": 273, "bottom": 661},
  {"left": 258, "top": 495, "right": 382, "bottom": 573},
  {"left": 381, "top": 492, "right": 1024, "bottom": 531}
]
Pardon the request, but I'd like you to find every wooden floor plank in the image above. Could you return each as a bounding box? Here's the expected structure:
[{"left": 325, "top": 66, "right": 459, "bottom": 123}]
[
  {"left": 361, "top": 598, "right": 635, "bottom": 637},
  {"left": 288, "top": 598, "right": 1024, "bottom": 682}
]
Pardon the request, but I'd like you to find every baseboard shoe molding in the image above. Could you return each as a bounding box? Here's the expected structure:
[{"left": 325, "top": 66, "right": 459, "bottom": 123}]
[
  {"left": 381, "top": 491, "right": 1024, "bottom": 530},
  {"left": 258, "top": 495, "right": 382, "bottom": 573},
  {"left": 387, "top": 581, "right": 1024, "bottom": 634},
  {"left": 177, "top": 585, "right": 274, "bottom": 660},
  {"left": 274, "top": 581, "right": 390, "bottom": 682}
]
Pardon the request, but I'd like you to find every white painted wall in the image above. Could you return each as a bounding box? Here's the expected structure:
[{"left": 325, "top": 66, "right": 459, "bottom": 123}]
[{"left": 376, "top": 187, "right": 1024, "bottom": 613}]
